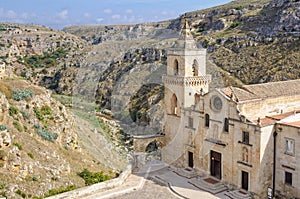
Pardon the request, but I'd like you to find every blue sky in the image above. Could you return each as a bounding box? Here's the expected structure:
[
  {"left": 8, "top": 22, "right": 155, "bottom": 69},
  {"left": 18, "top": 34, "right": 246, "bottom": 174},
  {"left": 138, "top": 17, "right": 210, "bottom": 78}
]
[{"left": 0, "top": 0, "right": 231, "bottom": 29}]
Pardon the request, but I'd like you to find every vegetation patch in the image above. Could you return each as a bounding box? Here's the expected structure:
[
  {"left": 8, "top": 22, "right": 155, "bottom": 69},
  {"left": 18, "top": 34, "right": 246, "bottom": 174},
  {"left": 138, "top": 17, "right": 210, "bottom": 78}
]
[
  {"left": 21, "top": 109, "right": 30, "bottom": 119},
  {"left": 9, "top": 105, "right": 19, "bottom": 116},
  {"left": 43, "top": 185, "right": 77, "bottom": 197},
  {"left": 12, "top": 89, "right": 33, "bottom": 101},
  {"left": 23, "top": 48, "right": 67, "bottom": 69},
  {"left": 0, "top": 125, "right": 7, "bottom": 131},
  {"left": 27, "top": 153, "right": 34, "bottom": 159},
  {"left": 37, "top": 129, "right": 58, "bottom": 142},
  {"left": 78, "top": 168, "right": 110, "bottom": 186},
  {"left": 15, "top": 189, "right": 26, "bottom": 198},
  {"left": 13, "top": 120, "right": 23, "bottom": 132},
  {"left": 13, "top": 143, "right": 23, "bottom": 150}
]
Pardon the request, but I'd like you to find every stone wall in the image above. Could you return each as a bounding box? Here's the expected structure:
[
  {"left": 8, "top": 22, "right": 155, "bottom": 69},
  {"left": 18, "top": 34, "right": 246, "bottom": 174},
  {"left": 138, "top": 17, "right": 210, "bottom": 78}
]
[
  {"left": 275, "top": 124, "right": 300, "bottom": 198},
  {"left": 45, "top": 162, "right": 133, "bottom": 199}
]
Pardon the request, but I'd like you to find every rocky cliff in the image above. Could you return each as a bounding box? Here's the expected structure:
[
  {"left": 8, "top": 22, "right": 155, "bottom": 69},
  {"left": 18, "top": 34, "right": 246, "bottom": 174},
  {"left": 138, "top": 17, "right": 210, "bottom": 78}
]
[{"left": 0, "top": 78, "right": 126, "bottom": 198}]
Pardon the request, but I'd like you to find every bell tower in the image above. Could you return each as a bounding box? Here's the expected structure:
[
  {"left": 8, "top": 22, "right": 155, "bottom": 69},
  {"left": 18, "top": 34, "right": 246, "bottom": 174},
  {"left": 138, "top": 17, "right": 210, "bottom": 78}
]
[
  {"left": 162, "top": 19, "right": 211, "bottom": 166},
  {"left": 163, "top": 19, "right": 211, "bottom": 113}
]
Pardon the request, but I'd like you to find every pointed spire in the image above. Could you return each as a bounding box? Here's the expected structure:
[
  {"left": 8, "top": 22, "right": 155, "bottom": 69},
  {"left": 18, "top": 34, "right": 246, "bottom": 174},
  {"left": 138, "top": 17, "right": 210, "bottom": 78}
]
[
  {"left": 180, "top": 17, "right": 193, "bottom": 40},
  {"left": 183, "top": 17, "right": 189, "bottom": 30}
]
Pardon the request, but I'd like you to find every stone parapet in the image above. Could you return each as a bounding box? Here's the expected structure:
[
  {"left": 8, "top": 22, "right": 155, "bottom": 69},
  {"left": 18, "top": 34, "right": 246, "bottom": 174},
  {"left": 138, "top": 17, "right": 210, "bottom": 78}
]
[
  {"left": 163, "top": 75, "right": 211, "bottom": 87},
  {"left": 45, "top": 161, "right": 133, "bottom": 199}
]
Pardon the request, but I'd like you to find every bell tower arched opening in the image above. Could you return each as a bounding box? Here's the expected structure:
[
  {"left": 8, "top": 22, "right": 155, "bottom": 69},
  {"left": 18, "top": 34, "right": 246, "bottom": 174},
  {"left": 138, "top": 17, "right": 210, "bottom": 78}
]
[
  {"left": 171, "top": 94, "right": 179, "bottom": 115},
  {"left": 174, "top": 59, "right": 179, "bottom": 75},
  {"left": 192, "top": 59, "right": 199, "bottom": 76}
]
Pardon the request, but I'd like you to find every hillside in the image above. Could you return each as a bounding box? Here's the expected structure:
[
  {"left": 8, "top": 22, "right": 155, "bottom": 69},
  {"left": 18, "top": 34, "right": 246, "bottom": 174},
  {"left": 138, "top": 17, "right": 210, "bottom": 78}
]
[
  {"left": 0, "top": 78, "right": 126, "bottom": 199},
  {"left": 0, "top": 1, "right": 299, "bottom": 197}
]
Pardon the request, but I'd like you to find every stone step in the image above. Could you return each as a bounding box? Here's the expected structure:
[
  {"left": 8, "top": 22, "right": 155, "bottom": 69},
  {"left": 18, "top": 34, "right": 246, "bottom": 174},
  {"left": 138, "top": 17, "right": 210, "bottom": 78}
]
[
  {"left": 188, "top": 177, "right": 228, "bottom": 194},
  {"left": 172, "top": 168, "right": 198, "bottom": 179},
  {"left": 224, "top": 190, "right": 252, "bottom": 199},
  {"left": 149, "top": 175, "right": 168, "bottom": 186}
]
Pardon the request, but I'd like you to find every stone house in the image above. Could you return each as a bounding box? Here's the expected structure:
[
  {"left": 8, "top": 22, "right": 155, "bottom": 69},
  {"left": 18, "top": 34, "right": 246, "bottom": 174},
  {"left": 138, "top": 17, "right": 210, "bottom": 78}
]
[{"left": 133, "top": 20, "right": 300, "bottom": 198}]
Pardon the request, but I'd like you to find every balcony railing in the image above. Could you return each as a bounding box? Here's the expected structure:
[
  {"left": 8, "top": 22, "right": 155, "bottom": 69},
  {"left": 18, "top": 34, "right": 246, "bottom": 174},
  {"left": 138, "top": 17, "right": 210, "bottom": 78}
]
[{"left": 163, "top": 75, "right": 211, "bottom": 87}]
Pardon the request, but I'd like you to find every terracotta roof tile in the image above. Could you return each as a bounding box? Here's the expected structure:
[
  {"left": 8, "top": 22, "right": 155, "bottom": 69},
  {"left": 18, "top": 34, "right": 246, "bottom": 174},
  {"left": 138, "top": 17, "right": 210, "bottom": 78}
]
[{"left": 221, "top": 79, "right": 300, "bottom": 102}]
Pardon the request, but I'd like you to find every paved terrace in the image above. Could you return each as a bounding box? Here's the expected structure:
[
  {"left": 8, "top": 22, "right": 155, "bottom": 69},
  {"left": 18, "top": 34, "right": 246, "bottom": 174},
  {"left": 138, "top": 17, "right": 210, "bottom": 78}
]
[{"left": 79, "top": 161, "right": 251, "bottom": 199}]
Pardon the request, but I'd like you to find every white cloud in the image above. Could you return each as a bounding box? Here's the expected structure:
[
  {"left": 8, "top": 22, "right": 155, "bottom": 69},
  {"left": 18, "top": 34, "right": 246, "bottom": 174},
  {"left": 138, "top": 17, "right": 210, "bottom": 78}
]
[
  {"left": 57, "top": 9, "right": 68, "bottom": 19},
  {"left": 7, "top": 10, "right": 17, "bottom": 18},
  {"left": 111, "top": 14, "right": 121, "bottom": 20},
  {"left": 103, "top": 9, "right": 112, "bottom": 14},
  {"left": 96, "top": 18, "right": 104, "bottom": 22},
  {"left": 161, "top": 11, "right": 168, "bottom": 15},
  {"left": 84, "top": 12, "right": 91, "bottom": 18},
  {"left": 125, "top": 9, "right": 133, "bottom": 14}
]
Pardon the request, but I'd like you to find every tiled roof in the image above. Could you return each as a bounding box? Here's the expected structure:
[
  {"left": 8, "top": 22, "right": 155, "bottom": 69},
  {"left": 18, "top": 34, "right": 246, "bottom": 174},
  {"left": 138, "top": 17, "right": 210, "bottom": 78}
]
[
  {"left": 221, "top": 79, "right": 300, "bottom": 102},
  {"left": 252, "top": 111, "right": 300, "bottom": 127}
]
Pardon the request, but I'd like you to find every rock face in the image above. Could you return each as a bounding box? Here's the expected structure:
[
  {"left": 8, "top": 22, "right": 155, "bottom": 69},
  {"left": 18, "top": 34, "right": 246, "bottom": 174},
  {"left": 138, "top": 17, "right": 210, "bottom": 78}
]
[
  {"left": 0, "top": 79, "right": 121, "bottom": 199},
  {"left": 266, "top": 0, "right": 300, "bottom": 33},
  {"left": 246, "top": 0, "right": 300, "bottom": 35}
]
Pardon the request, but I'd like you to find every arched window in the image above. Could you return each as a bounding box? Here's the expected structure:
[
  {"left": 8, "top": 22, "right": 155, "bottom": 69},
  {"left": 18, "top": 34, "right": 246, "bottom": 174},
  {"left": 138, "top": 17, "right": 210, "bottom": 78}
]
[
  {"left": 242, "top": 147, "right": 248, "bottom": 162},
  {"left": 192, "top": 59, "right": 198, "bottom": 76},
  {"left": 174, "top": 59, "right": 179, "bottom": 75},
  {"left": 224, "top": 118, "right": 229, "bottom": 132},
  {"left": 171, "top": 94, "right": 178, "bottom": 115},
  {"left": 205, "top": 114, "right": 210, "bottom": 127}
]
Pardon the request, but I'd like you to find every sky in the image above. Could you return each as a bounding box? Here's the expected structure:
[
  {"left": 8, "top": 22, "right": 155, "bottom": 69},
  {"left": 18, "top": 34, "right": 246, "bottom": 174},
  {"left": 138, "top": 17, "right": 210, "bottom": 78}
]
[{"left": 0, "top": 0, "right": 232, "bottom": 30}]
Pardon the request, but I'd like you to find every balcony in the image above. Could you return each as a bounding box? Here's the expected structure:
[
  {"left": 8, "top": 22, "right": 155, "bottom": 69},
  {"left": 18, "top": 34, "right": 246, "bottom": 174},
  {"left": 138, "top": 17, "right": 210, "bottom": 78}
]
[{"left": 162, "top": 75, "right": 211, "bottom": 87}]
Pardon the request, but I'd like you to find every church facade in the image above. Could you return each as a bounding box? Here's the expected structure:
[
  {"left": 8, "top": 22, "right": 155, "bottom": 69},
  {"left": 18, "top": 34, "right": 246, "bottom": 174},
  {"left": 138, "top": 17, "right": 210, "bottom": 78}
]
[{"left": 160, "top": 21, "right": 300, "bottom": 198}]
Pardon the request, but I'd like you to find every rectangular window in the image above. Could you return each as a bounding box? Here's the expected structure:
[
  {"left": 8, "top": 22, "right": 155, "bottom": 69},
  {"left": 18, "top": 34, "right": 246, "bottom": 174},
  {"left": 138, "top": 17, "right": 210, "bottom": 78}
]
[
  {"left": 242, "top": 131, "right": 249, "bottom": 144},
  {"left": 285, "top": 171, "right": 292, "bottom": 185},
  {"left": 224, "top": 118, "right": 229, "bottom": 132},
  {"left": 188, "top": 117, "right": 193, "bottom": 128},
  {"left": 285, "top": 139, "right": 295, "bottom": 155}
]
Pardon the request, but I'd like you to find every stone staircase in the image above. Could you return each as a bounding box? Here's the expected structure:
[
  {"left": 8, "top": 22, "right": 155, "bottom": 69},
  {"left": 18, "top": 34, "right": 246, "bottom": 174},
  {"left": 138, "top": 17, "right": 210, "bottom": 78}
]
[
  {"left": 224, "top": 189, "right": 252, "bottom": 199},
  {"left": 172, "top": 167, "right": 199, "bottom": 179},
  {"left": 188, "top": 177, "right": 228, "bottom": 194}
]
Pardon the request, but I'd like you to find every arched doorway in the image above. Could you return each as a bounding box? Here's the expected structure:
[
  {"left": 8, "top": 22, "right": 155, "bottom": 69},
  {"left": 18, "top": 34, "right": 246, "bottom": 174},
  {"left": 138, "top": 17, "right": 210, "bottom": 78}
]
[{"left": 145, "top": 140, "right": 161, "bottom": 161}]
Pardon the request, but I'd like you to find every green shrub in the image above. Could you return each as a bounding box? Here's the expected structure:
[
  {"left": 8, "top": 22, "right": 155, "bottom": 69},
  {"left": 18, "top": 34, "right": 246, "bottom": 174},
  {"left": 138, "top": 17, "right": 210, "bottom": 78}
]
[
  {"left": 44, "top": 185, "right": 76, "bottom": 197},
  {"left": 0, "top": 125, "right": 6, "bottom": 131},
  {"left": 13, "top": 143, "right": 23, "bottom": 150},
  {"left": 16, "top": 189, "right": 26, "bottom": 198},
  {"left": 33, "top": 107, "right": 44, "bottom": 121},
  {"left": 28, "top": 153, "right": 34, "bottom": 159},
  {"left": 230, "top": 22, "right": 239, "bottom": 29},
  {"left": 78, "top": 169, "right": 110, "bottom": 186},
  {"left": 37, "top": 129, "right": 58, "bottom": 142},
  {"left": 21, "top": 109, "right": 30, "bottom": 119},
  {"left": 33, "top": 123, "right": 40, "bottom": 129},
  {"left": 13, "top": 121, "right": 23, "bottom": 132},
  {"left": 9, "top": 106, "right": 19, "bottom": 116},
  {"left": 12, "top": 89, "right": 33, "bottom": 101},
  {"left": 0, "top": 183, "right": 6, "bottom": 189},
  {"left": 41, "top": 105, "right": 52, "bottom": 115},
  {"left": 32, "top": 176, "right": 38, "bottom": 181}
]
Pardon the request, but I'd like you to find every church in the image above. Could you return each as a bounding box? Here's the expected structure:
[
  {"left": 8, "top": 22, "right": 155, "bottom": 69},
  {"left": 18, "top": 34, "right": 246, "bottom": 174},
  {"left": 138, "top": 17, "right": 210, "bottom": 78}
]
[{"left": 134, "top": 21, "right": 300, "bottom": 198}]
